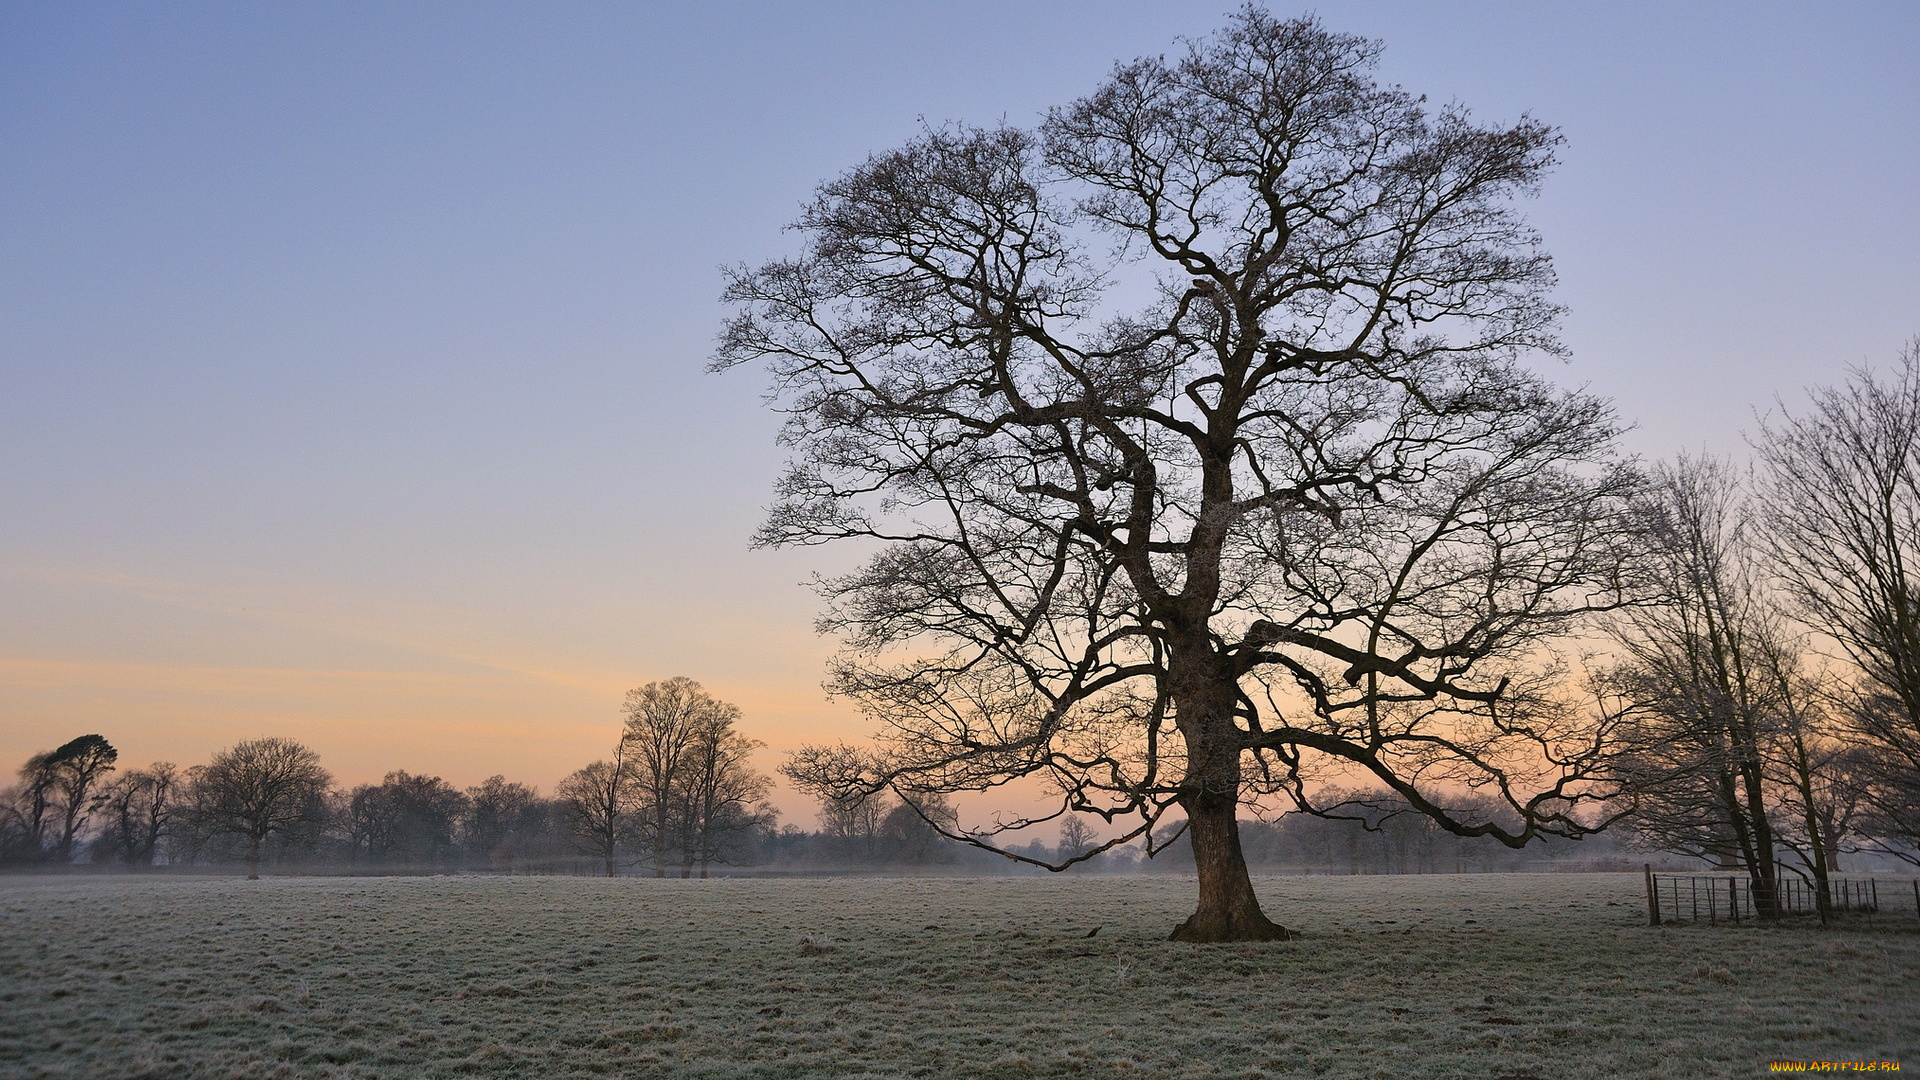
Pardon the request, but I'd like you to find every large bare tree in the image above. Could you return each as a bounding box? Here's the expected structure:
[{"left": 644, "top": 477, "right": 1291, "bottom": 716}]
[{"left": 721, "top": 10, "right": 1644, "bottom": 940}]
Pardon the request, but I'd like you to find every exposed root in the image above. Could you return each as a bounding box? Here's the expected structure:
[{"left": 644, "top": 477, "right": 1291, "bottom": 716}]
[{"left": 1169, "top": 911, "right": 1297, "bottom": 942}]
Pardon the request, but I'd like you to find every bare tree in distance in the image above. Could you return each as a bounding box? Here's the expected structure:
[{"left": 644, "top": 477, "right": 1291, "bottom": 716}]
[
  {"left": 1604, "top": 457, "right": 1790, "bottom": 912},
  {"left": 876, "top": 794, "right": 960, "bottom": 867},
  {"left": 1756, "top": 339, "right": 1920, "bottom": 862},
  {"left": 721, "top": 9, "right": 1647, "bottom": 939},
  {"left": 2, "top": 754, "right": 62, "bottom": 862},
  {"left": 344, "top": 781, "right": 399, "bottom": 862},
  {"left": 188, "top": 738, "right": 331, "bottom": 879},
  {"left": 44, "top": 735, "right": 118, "bottom": 863},
  {"left": 1768, "top": 672, "right": 1869, "bottom": 917},
  {"left": 344, "top": 771, "right": 469, "bottom": 865},
  {"left": 622, "top": 677, "right": 736, "bottom": 878},
  {"left": 1057, "top": 816, "right": 1098, "bottom": 863},
  {"left": 5, "top": 737, "right": 116, "bottom": 863},
  {"left": 464, "top": 774, "right": 539, "bottom": 867},
  {"left": 557, "top": 746, "right": 637, "bottom": 878},
  {"left": 677, "top": 717, "right": 774, "bottom": 878},
  {"left": 92, "top": 762, "right": 178, "bottom": 867},
  {"left": 808, "top": 783, "right": 895, "bottom": 865}
]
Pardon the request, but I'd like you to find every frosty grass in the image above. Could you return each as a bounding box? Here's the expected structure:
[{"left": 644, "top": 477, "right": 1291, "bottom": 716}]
[{"left": 2, "top": 872, "right": 1915, "bottom": 1079}]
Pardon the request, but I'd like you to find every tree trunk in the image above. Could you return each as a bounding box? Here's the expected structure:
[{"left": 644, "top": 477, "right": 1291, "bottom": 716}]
[
  {"left": 25, "top": 774, "right": 52, "bottom": 854},
  {"left": 246, "top": 834, "right": 261, "bottom": 880},
  {"left": 1719, "top": 769, "right": 1774, "bottom": 917},
  {"left": 1738, "top": 761, "right": 1779, "bottom": 917},
  {"left": 1167, "top": 678, "right": 1293, "bottom": 942},
  {"left": 653, "top": 806, "right": 671, "bottom": 878},
  {"left": 1789, "top": 729, "right": 1833, "bottom": 923},
  {"left": 1171, "top": 787, "right": 1293, "bottom": 941}
]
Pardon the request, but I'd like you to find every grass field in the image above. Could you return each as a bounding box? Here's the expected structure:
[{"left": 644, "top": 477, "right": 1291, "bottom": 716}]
[{"left": 1, "top": 872, "right": 1915, "bottom": 1079}]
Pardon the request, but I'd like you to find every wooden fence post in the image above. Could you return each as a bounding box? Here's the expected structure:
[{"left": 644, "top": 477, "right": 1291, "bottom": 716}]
[{"left": 1645, "top": 864, "right": 1660, "bottom": 926}]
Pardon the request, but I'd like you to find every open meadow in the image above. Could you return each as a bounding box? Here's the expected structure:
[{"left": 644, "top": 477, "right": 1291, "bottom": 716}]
[{"left": 1, "top": 872, "right": 1915, "bottom": 1079}]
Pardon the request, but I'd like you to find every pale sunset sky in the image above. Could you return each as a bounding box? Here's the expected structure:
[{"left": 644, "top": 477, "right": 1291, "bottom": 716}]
[{"left": 3, "top": 2, "right": 1916, "bottom": 823}]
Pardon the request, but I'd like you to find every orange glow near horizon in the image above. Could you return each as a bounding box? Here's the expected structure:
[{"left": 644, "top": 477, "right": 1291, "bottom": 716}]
[
  {"left": 0, "top": 558, "right": 1078, "bottom": 837},
  {"left": 0, "top": 656, "right": 862, "bottom": 828}
]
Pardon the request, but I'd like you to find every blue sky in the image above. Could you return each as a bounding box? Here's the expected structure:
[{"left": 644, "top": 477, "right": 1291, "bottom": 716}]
[{"left": 2, "top": 2, "right": 1916, "bottom": 816}]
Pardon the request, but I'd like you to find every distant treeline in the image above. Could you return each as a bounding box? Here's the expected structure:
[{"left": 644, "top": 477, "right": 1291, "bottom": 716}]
[
  {"left": 3, "top": 728, "right": 1650, "bottom": 877},
  {"left": 9, "top": 683, "right": 1904, "bottom": 879}
]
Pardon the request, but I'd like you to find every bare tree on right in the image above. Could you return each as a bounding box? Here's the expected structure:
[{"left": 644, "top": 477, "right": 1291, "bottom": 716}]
[
  {"left": 1605, "top": 457, "right": 1805, "bottom": 913},
  {"left": 1756, "top": 340, "right": 1920, "bottom": 864}
]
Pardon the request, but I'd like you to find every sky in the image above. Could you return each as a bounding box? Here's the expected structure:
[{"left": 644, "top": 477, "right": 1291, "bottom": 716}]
[{"left": 2, "top": 2, "right": 1917, "bottom": 825}]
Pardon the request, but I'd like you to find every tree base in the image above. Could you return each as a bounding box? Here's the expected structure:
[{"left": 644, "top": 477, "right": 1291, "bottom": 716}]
[{"left": 1169, "top": 910, "right": 1297, "bottom": 942}]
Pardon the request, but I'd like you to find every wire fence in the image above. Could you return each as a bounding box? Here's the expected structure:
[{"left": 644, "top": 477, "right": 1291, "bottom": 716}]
[{"left": 1644, "top": 866, "right": 1920, "bottom": 927}]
